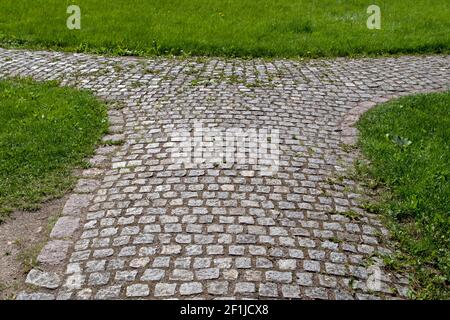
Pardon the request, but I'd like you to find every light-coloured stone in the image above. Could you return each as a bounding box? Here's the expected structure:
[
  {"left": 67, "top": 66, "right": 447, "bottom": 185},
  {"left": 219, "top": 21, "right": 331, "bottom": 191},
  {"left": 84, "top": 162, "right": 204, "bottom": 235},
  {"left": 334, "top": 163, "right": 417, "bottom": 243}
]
[
  {"left": 62, "top": 194, "right": 92, "bottom": 216},
  {"left": 16, "top": 292, "right": 55, "bottom": 300},
  {"left": 154, "top": 283, "right": 177, "bottom": 297},
  {"left": 50, "top": 217, "right": 80, "bottom": 238},
  {"left": 126, "top": 284, "right": 150, "bottom": 297},
  {"left": 179, "top": 282, "right": 203, "bottom": 295},
  {"left": 37, "top": 240, "right": 71, "bottom": 265},
  {"left": 25, "top": 269, "right": 61, "bottom": 289}
]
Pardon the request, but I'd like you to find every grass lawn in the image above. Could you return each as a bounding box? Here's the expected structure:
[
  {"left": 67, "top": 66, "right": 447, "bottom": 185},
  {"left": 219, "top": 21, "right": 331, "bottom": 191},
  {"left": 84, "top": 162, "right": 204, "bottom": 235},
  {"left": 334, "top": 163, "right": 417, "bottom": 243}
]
[
  {"left": 0, "top": 78, "right": 108, "bottom": 222},
  {"left": 0, "top": 0, "right": 448, "bottom": 58},
  {"left": 357, "top": 92, "right": 450, "bottom": 299}
]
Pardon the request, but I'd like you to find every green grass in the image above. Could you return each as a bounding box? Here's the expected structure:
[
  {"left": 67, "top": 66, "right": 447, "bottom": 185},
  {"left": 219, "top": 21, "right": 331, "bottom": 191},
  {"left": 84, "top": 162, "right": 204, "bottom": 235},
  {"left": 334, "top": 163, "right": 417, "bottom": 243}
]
[
  {"left": 357, "top": 92, "right": 450, "bottom": 299},
  {"left": 0, "top": 0, "right": 449, "bottom": 58},
  {"left": 0, "top": 78, "right": 108, "bottom": 221}
]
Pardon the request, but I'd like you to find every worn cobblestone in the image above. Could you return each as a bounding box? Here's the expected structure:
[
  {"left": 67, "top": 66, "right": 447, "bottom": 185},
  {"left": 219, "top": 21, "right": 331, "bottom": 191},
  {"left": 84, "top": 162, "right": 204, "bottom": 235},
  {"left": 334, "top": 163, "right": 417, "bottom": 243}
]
[{"left": 4, "top": 48, "right": 448, "bottom": 300}]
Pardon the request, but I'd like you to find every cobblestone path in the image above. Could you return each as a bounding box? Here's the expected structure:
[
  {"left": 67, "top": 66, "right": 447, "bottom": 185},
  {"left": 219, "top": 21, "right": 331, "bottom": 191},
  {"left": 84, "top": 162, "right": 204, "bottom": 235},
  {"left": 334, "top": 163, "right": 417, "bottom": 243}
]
[{"left": 1, "top": 48, "right": 448, "bottom": 300}]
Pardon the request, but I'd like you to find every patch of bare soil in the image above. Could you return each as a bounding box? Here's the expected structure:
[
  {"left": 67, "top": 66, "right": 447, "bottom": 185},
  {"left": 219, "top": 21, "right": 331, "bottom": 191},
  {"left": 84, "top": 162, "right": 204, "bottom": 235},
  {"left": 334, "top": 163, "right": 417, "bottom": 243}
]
[{"left": 0, "top": 197, "right": 66, "bottom": 300}]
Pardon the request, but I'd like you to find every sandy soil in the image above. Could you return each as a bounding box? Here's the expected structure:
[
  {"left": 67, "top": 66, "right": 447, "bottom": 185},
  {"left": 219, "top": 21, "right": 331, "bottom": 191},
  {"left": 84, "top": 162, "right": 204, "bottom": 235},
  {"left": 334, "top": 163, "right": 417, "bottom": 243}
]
[{"left": 0, "top": 197, "right": 66, "bottom": 300}]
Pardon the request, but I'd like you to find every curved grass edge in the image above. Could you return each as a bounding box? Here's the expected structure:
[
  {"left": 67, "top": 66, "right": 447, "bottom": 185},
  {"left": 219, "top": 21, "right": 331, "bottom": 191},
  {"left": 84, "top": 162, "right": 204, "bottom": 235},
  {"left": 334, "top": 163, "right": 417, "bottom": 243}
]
[
  {"left": 0, "top": 77, "right": 109, "bottom": 222},
  {"left": 354, "top": 91, "right": 450, "bottom": 299}
]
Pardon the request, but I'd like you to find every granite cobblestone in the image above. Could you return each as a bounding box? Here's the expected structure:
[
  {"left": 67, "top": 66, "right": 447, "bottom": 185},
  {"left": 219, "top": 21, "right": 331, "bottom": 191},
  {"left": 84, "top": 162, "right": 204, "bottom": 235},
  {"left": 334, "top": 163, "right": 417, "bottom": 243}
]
[{"left": 2, "top": 48, "right": 448, "bottom": 300}]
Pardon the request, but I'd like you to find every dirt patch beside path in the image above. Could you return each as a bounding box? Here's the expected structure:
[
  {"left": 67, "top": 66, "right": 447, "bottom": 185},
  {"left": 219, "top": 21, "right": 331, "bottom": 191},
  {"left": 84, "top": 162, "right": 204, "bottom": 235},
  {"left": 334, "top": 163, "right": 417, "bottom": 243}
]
[{"left": 0, "top": 197, "right": 66, "bottom": 300}]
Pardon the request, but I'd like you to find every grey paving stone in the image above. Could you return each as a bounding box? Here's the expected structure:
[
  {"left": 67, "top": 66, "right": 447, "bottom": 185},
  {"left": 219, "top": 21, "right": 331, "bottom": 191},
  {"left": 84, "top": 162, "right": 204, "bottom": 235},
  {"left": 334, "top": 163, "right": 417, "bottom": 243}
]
[
  {"left": 50, "top": 217, "right": 80, "bottom": 239},
  {"left": 62, "top": 194, "right": 92, "bottom": 216},
  {"left": 207, "top": 281, "right": 229, "bottom": 295},
  {"left": 265, "top": 271, "right": 293, "bottom": 284},
  {"left": 115, "top": 270, "right": 138, "bottom": 282},
  {"left": 25, "top": 269, "right": 61, "bottom": 289},
  {"left": 141, "top": 269, "right": 165, "bottom": 281},
  {"left": 88, "top": 272, "right": 110, "bottom": 286},
  {"left": 74, "top": 179, "right": 100, "bottom": 193},
  {"left": 95, "top": 285, "right": 122, "bottom": 299},
  {"left": 305, "top": 287, "right": 329, "bottom": 300},
  {"left": 76, "top": 288, "right": 93, "bottom": 300},
  {"left": 126, "top": 284, "right": 150, "bottom": 297},
  {"left": 234, "top": 282, "right": 256, "bottom": 294},
  {"left": 296, "top": 272, "right": 314, "bottom": 286},
  {"left": 37, "top": 240, "right": 71, "bottom": 265},
  {"left": 5, "top": 48, "right": 446, "bottom": 300},
  {"left": 282, "top": 285, "right": 301, "bottom": 298},
  {"left": 259, "top": 283, "right": 278, "bottom": 297},
  {"left": 180, "top": 282, "right": 203, "bottom": 295},
  {"left": 154, "top": 283, "right": 177, "bottom": 297},
  {"left": 64, "top": 274, "right": 85, "bottom": 290},
  {"left": 16, "top": 292, "right": 55, "bottom": 300},
  {"left": 196, "top": 268, "right": 220, "bottom": 280}
]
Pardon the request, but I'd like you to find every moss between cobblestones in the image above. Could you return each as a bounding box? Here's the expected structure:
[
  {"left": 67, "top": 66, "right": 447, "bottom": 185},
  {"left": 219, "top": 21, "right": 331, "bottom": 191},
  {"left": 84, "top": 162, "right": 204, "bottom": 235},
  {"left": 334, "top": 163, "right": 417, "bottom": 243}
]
[
  {"left": 0, "top": 78, "right": 108, "bottom": 221},
  {"left": 357, "top": 91, "right": 450, "bottom": 299}
]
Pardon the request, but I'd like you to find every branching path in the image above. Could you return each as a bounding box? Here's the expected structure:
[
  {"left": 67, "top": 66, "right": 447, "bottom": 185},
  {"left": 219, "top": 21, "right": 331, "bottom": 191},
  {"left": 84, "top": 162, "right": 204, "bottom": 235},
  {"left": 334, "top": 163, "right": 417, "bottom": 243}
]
[{"left": 1, "top": 48, "right": 448, "bottom": 300}]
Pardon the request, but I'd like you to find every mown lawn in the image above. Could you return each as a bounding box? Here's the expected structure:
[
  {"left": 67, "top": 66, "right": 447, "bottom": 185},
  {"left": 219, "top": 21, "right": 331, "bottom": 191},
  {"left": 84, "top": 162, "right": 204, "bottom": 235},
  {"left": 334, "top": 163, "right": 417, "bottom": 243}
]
[
  {"left": 0, "top": 0, "right": 449, "bottom": 58},
  {"left": 357, "top": 92, "right": 450, "bottom": 299},
  {"left": 0, "top": 78, "right": 107, "bottom": 222}
]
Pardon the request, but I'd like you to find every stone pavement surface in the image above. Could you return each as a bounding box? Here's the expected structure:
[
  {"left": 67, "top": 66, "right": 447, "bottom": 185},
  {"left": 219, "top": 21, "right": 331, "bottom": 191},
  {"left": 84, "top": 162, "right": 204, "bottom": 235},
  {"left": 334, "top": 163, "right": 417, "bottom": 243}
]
[{"left": 1, "top": 48, "right": 448, "bottom": 300}]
